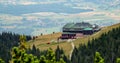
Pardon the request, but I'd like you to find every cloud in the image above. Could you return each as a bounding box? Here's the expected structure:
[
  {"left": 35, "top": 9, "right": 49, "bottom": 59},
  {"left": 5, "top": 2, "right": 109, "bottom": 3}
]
[
  {"left": 21, "top": 10, "right": 120, "bottom": 22},
  {"left": 1, "top": 25, "right": 16, "bottom": 29},
  {"left": 85, "top": 19, "right": 104, "bottom": 22},
  {"left": 19, "top": 2, "right": 38, "bottom": 5},
  {"left": 105, "top": 12, "right": 120, "bottom": 21},
  {"left": 0, "top": 14, "right": 23, "bottom": 24},
  {"left": 63, "top": 2, "right": 98, "bottom": 11},
  {"left": 64, "top": 3, "right": 74, "bottom": 7},
  {"left": 22, "top": 12, "right": 58, "bottom": 16},
  {"left": 74, "top": 2, "right": 98, "bottom": 11},
  {"left": 101, "top": 0, "right": 120, "bottom": 6},
  {"left": 0, "top": 0, "right": 67, "bottom": 5}
]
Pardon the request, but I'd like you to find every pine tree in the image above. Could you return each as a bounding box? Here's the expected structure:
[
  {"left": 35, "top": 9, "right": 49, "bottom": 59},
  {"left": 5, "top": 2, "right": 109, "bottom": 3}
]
[
  {"left": 94, "top": 52, "right": 104, "bottom": 63},
  {"left": 46, "top": 48, "right": 56, "bottom": 63},
  {"left": 0, "top": 58, "right": 5, "bottom": 63},
  {"left": 19, "top": 35, "right": 27, "bottom": 50},
  {"left": 116, "top": 58, "right": 120, "bottom": 63},
  {"left": 40, "top": 55, "right": 46, "bottom": 63}
]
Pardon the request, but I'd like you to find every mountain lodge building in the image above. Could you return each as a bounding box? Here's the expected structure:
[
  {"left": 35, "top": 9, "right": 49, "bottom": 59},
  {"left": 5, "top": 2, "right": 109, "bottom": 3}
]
[{"left": 60, "top": 22, "right": 101, "bottom": 39}]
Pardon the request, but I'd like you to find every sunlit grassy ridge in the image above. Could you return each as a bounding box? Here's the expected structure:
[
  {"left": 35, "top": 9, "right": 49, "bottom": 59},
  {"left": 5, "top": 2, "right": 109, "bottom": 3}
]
[
  {"left": 28, "top": 32, "right": 72, "bottom": 56},
  {"left": 74, "top": 23, "right": 120, "bottom": 47},
  {"left": 29, "top": 23, "right": 120, "bottom": 56}
]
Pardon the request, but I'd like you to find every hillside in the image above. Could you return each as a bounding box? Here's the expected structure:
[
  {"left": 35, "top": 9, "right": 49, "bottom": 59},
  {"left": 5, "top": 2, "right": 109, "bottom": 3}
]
[
  {"left": 29, "top": 23, "right": 120, "bottom": 56},
  {"left": 71, "top": 23, "right": 120, "bottom": 63},
  {"left": 74, "top": 23, "right": 120, "bottom": 47},
  {"left": 29, "top": 33, "right": 72, "bottom": 56}
]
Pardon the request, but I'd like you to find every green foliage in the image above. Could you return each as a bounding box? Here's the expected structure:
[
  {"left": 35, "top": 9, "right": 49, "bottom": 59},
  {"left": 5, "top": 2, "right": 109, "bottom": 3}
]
[
  {"left": 11, "top": 46, "right": 66, "bottom": 63},
  {"left": 11, "top": 47, "right": 40, "bottom": 63},
  {"left": 0, "top": 32, "right": 31, "bottom": 63},
  {"left": 41, "top": 48, "right": 66, "bottom": 63},
  {"left": 20, "top": 35, "right": 26, "bottom": 43},
  {"left": 59, "top": 58, "right": 66, "bottom": 63},
  {"left": 40, "top": 55, "right": 46, "bottom": 63},
  {"left": 11, "top": 36, "right": 40, "bottom": 63},
  {"left": 116, "top": 58, "right": 120, "bottom": 63},
  {"left": 19, "top": 35, "right": 27, "bottom": 50},
  {"left": 55, "top": 46, "right": 64, "bottom": 61},
  {"left": 0, "top": 58, "right": 5, "bottom": 63},
  {"left": 94, "top": 52, "right": 104, "bottom": 63}
]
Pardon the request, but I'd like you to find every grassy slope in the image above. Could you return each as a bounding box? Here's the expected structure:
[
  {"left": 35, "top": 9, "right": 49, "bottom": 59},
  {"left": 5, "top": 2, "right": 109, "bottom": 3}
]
[
  {"left": 74, "top": 23, "right": 120, "bottom": 47},
  {"left": 28, "top": 33, "right": 72, "bottom": 56},
  {"left": 29, "top": 23, "right": 120, "bottom": 56}
]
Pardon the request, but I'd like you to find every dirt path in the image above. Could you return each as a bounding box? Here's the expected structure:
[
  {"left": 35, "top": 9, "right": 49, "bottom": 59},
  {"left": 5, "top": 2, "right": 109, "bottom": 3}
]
[{"left": 69, "top": 42, "right": 75, "bottom": 60}]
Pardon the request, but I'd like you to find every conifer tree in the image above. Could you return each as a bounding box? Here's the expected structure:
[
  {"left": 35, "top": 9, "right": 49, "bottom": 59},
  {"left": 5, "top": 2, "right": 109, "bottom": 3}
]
[
  {"left": 116, "top": 58, "right": 120, "bottom": 63},
  {"left": 0, "top": 58, "right": 5, "bottom": 63},
  {"left": 94, "top": 52, "right": 104, "bottom": 63},
  {"left": 19, "top": 35, "right": 27, "bottom": 50}
]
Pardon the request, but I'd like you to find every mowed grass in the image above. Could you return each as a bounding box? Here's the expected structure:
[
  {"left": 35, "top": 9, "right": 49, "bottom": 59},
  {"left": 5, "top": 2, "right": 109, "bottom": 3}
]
[
  {"left": 28, "top": 33, "right": 72, "bottom": 56},
  {"left": 74, "top": 23, "right": 120, "bottom": 47},
  {"left": 29, "top": 33, "right": 61, "bottom": 46},
  {"left": 29, "top": 23, "right": 120, "bottom": 56}
]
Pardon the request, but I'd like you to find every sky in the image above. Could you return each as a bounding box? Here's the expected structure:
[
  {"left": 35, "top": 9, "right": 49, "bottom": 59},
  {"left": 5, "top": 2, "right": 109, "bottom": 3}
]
[{"left": 0, "top": 0, "right": 120, "bottom": 36}]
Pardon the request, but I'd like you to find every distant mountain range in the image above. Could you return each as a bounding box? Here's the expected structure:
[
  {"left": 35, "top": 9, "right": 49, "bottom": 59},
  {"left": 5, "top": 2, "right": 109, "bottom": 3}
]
[{"left": 0, "top": 0, "right": 120, "bottom": 36}]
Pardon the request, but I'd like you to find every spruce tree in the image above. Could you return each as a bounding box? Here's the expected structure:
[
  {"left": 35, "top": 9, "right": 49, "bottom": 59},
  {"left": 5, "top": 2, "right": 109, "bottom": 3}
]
[
  {"left": 116, "top": 58, "right": 120, "bottom": 63},
  {"left": 0, "top": 58, "right": 5, "bottom": 63},
  {"left": 94, "top": 52, "right": 104, "bottom": 63}
]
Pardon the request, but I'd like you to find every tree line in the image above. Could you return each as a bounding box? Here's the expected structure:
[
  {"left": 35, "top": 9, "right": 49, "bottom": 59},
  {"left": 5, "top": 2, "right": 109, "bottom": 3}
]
[
  {"left": 0, "top": 32, "right": 69, "bottom": 63},
  {"left": 0, "top": 32, "right": 31, "bottom": 63}
]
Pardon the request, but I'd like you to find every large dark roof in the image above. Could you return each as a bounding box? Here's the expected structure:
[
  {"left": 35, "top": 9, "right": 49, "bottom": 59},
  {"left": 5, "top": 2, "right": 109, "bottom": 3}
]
[
  {"left": 63, "top": 22, "right": 93, "bottom": 29},
  {"left": 62, "top": 22, "right": 100, "bottom": 31}
]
